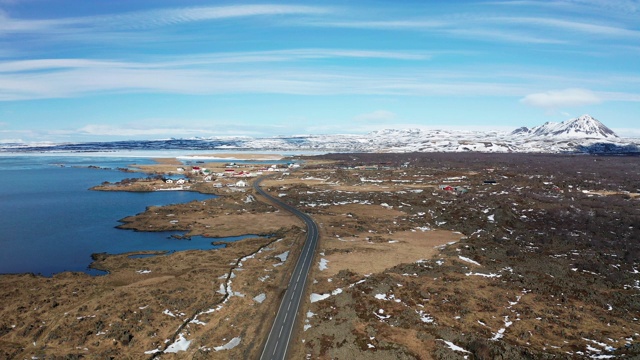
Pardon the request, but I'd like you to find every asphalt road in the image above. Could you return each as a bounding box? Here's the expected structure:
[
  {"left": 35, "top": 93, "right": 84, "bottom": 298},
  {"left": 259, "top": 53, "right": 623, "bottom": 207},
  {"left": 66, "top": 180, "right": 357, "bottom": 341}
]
[{"left": 255, "top": 176, "right": 319, "bottom": 360}]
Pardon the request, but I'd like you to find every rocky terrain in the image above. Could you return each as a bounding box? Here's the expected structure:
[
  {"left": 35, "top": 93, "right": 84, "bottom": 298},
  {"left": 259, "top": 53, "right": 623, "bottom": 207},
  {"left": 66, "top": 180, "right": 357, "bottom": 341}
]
[
  {"left": 1, "top": 152, "right": 639, "bottom": 359},
  {"left": 275, "top": 153, "right": 640, "bottom": 359}
]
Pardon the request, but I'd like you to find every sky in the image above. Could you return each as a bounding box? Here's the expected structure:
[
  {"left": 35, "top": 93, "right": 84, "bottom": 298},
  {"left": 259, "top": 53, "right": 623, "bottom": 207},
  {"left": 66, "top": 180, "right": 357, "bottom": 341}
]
[{"left": 0, "top": 0, "right": 639, "bottom": 143}]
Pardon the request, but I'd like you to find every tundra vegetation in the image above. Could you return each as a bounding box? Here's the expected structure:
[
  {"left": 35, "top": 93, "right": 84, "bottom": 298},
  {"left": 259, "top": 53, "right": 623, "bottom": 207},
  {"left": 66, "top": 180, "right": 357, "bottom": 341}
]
[
  {"left": 287, "top": 153, "right": 640, "bottom": 359},
  {"left": 0, "top": 153, "right": 638, "bottom": 359}
]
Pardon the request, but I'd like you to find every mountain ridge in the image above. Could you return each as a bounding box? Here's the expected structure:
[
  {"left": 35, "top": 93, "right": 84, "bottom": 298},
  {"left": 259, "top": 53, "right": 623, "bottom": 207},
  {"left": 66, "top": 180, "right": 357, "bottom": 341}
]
[
  {"left": 510, "top": 115, "right": 618, "bottom": 139},
  {"left": 1, "top": 115, "right": 638, "bottom": 154}
]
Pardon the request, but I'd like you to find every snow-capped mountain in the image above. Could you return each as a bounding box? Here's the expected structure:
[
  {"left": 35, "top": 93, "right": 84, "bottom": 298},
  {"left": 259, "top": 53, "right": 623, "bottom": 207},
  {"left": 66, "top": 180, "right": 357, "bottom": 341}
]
[
  {"left": 511, "top": 115, "right": 618, "bottom": 139},
  {"left": 2, "top": 115, "right": 638, "bottom": 154}
]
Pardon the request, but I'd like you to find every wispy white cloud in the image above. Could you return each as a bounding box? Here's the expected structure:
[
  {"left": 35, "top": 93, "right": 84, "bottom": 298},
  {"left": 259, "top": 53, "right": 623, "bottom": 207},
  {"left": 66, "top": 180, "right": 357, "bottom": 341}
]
[
  {"left": 302, "top": 7, "right": 638, "bottom": 46},
  {"left": 611, "top": 127, "right": 640, "bottom": 138},
  {"left": 75, "top": 124, "right": 223, "bottom": 137},
  {"left": 0, "top": 49, "right": 430, "bottom": 73},
  {"left": 0, "top": 59, "right": 129, "bottom": 72},
  {"left": 68, "top": 119, "right": 288, "bottom": 139},
  {"left": 4, "top": 60, "right": 638, "bottom": 102},
  {"left": 1, "top": 49, "right": 430, "bottom": 100},
  {"left": 566, "top": 0, "right": 639, "bottom": 13},
  {"left": 2, "top": 53, "right": 639, "bottom": 102},
  {"left": 489, "top": 0, "right": 639, "bottom": 14},
  {"left": 520, "top": 88, "right": 602, "bottom": 109},
  {"left": 307, "top": 20, "right": 446, "bottom": 30},
  {"left": 446, "top": 28, "right": 565, "bottom": 44},
  {"left": 493, "top": 16, "right": 640, "bottom": 37},
  {"left": 91, "top": 5, "right": 331, "bottom": 30},
  {"left": 354, "top": 110, "right": 397, "bottom": 122},
  {"left": 0, "top": 5, "right": 331, "bottom": 34},
  {"left": 598, "top": 91, "right": 640, "bottom": 102}
]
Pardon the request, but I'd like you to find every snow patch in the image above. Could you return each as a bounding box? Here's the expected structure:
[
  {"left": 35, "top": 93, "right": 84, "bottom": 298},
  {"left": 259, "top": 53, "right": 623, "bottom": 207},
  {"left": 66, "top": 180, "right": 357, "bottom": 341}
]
[
  {"left": 318, "top": 258, "right": 329, "bottom": 271},
  {"left": 275, "top": 251, "right": 289, "bottom": 262},
  {"left": 466, "top": 272, "right": 501, "bottom": 278},
  {"left": 458, "top": 256, "right": 481, "bottom": 266},
  {"left": 253, "top": 293, "right": 266, "bottom": 304},
  {"left": 439, "top": 339, "right": 471, "bottom": 353},
  {"left": 214, "top": 337, "right": 241, "bottom": 351},
  {"left": 165, "top": 333, "right": 191, "bottom": 353},
  {"left": 310, "top": 293, "right": 331, "bottom": 303}
]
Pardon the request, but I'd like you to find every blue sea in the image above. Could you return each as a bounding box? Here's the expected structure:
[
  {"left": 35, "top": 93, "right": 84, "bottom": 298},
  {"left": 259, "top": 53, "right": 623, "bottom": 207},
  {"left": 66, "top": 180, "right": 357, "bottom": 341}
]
[{"left": 0, "top": 155, "right": 250, "bottom": 276}]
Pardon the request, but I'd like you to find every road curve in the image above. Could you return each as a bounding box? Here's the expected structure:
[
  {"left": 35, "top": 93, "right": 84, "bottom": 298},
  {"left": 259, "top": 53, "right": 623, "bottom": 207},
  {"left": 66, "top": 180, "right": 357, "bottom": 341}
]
[{"left": 255, "top": 176, "right": 319, "bottom": 360}]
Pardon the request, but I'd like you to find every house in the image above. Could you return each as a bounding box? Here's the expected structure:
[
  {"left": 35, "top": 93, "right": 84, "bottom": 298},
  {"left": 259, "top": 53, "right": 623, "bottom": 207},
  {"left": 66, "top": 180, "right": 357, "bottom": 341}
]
[
  {"left": 203, "top": 176, "right": 212, "bottom": 181},
  {"left": 176, "top": 167, "right": 185, "bottom": 172},
  {"left": 439, "top": 185, "right": 454, "bottom": 191},
  {"left": 176, "top": 179, "right": 186, "bottom": 185},
  {"left": 235, "top": 180, "right": 248, "bottom": 187}
]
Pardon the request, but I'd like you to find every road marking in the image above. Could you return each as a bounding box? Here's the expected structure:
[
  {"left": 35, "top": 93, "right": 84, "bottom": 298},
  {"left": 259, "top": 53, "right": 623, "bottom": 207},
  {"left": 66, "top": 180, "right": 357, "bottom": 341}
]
[{"left": 256, "top": 175, "right": 319, "bottom": 360}]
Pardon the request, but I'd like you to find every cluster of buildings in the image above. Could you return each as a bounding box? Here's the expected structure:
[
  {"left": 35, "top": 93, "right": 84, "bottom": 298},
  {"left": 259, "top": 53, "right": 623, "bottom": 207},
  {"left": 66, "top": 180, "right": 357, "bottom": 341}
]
[
  {"left": 164, "top": 162, "right": 300, "bottom": 190},
  {"left": 438, "top": 184, "right": 469, "bottom": 195}
]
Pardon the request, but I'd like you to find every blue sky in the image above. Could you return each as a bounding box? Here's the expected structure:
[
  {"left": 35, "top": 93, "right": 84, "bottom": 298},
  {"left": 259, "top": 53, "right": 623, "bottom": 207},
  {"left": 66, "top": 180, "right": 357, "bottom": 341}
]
[{"left": 0, "top": 0, "right": 639, "bottom": 143}]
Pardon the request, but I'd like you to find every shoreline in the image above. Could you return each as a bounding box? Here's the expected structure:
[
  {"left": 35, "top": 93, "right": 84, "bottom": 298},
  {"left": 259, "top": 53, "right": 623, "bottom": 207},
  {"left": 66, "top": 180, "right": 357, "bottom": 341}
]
[{"left": 0, "top": 149, "right": 308, "bottom": 159}]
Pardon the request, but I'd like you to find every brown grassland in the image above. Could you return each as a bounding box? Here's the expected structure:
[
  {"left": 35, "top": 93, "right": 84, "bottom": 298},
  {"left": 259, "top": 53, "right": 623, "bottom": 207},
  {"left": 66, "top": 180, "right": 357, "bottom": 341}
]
[{"left": 1, "top": 152, "right": 639, "bottom": 359}]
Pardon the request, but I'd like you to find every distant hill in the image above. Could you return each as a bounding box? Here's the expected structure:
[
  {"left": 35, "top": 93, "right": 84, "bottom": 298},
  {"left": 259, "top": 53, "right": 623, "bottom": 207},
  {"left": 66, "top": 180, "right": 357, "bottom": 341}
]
[
  {"left": 510, "top": 114, "right": 618, "bottom": 139},
  {"left": 2, "top": 115, "right": 638, "bottom": 154}
]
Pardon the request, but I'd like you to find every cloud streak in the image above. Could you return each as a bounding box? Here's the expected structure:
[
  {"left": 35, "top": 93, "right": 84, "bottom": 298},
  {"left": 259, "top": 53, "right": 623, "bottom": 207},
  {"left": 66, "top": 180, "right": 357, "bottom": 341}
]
[
  {"left": 493, "top": 16, "right": 640, "bottom": 38},
  {"left": 354, "top": 110, "right": 398, "bottom": 122},
  {"left": 0, "top": 66, "right": 533, "bottom": 100},
  {"left": 0, "top": 5, "right": 331, "bottom": 34},
  {"left": 0, "top": 49, "right": 430, "bottom": 73},
  {"left": 520, "top": 88, "right": 602, "bottom": 109},
  {"left": 2, "top": 55, "right": 639, "bottom": 102}
]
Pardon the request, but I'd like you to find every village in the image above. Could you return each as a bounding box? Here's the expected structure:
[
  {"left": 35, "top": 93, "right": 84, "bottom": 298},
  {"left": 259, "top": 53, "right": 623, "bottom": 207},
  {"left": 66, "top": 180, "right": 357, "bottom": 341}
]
[{"left": 91, "top": 160, "right": 301, "bottom": 193}]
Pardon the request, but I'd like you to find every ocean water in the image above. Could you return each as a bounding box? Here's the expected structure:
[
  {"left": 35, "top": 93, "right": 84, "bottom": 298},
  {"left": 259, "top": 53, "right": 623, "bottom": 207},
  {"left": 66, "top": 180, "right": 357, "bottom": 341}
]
[{"left": 0, "top": 155, "right": 243, "bottom": 276}]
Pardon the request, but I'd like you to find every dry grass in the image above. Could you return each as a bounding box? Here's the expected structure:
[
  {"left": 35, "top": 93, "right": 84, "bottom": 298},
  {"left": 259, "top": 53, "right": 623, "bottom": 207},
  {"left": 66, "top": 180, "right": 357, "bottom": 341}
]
[
  {"left": 319, "top": 229, "right": 462, "bottom": 276},
  {"left": 188, "top": 213, "right": 302, "bottom": 237}
]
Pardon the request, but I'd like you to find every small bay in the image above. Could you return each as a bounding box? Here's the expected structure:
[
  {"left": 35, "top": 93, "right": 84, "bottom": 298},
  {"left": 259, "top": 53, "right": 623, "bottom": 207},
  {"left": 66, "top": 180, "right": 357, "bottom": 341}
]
[{"left": 0, "top": 156, "right": 226, "bottom": 276}]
